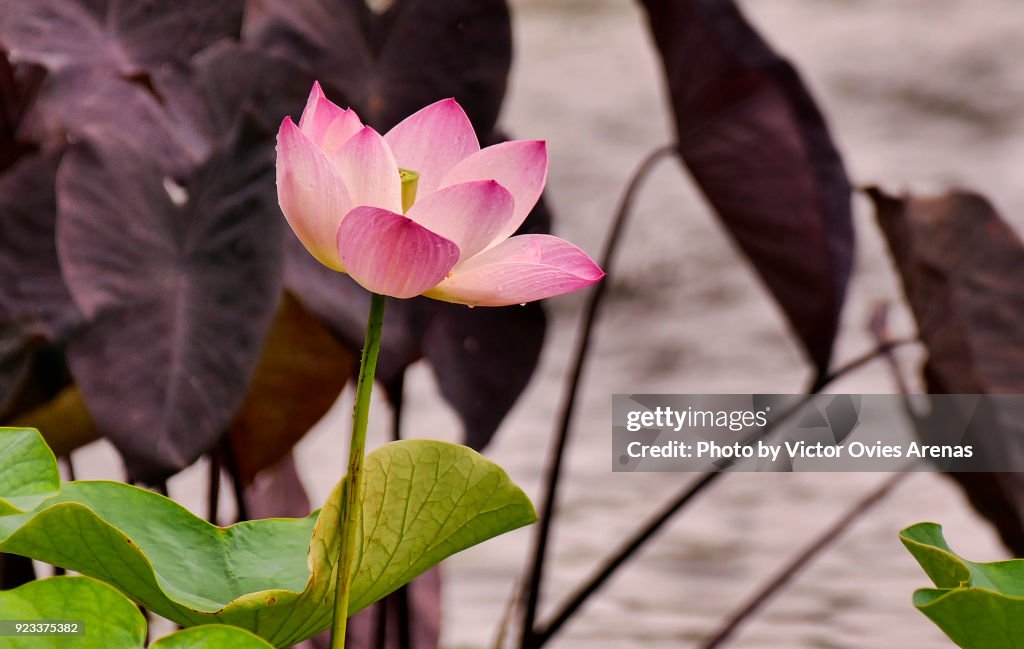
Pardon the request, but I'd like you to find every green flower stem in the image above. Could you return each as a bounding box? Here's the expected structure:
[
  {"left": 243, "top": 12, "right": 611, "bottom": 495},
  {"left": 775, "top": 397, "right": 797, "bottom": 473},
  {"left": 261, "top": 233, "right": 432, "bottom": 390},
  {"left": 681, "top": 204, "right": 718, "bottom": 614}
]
[{"left": 330, "top": 291, "right": 387, "bottom": 649}]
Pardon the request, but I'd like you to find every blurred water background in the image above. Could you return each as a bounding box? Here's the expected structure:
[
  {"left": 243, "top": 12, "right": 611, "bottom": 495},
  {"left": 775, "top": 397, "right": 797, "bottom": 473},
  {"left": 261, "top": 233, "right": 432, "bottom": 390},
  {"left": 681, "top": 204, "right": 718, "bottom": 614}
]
[{"left": 71, "top": 1, "right": 1024, "bottom": 647}]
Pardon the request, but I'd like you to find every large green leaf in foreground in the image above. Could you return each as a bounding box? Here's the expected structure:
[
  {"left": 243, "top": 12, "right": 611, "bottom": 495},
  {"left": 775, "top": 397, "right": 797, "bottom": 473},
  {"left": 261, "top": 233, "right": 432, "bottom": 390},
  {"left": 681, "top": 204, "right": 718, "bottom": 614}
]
[
  {"left": 901, "top": 522, "right": 1024, "bottom": 648},
  {"left": 0, "top": 576, "right": 274, "bottom": 648},
  {"left": 0, "top": 428, "right": 536, "bottom": 647}
]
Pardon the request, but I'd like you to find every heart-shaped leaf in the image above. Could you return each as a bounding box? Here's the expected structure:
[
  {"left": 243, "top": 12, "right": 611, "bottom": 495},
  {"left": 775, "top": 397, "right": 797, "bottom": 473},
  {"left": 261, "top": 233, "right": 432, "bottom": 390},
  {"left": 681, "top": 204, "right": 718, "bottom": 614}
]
[
  {"left": 0, "top": 147, "right": 80, "bottom": 425},
  {"left": 901, "top": 522, "right": 1024, "bottom": 649},
  {"left": 639, "top": 0, "right": 854, "bottom": 375},
  {"left": 56, "top": 117, "right": 282, "bottom": 483},
  {"left": 0, "top": 148, "right": 79, "bottom": 343},
  {"left": 871, "top": 188, "right": 1024, "bottom": 554},
  {"left": 0, "top": 0, "right": 243, "bottom": 76},
  {"left": 243, "top": 0, "right": 511, "bottom": 134},
  {"left": 0, "top": 576, "right": 276, "bottom": 648},
  {"left": 0, "top": 428, "right": 536, "bottom": 647}
]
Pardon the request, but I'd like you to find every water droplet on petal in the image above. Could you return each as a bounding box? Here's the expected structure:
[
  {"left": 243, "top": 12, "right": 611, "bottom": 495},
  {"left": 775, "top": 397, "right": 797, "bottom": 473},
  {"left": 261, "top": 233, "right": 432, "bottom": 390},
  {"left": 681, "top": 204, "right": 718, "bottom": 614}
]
[{"left": 519, "top": 303, "right": 526, "bottom": 307}]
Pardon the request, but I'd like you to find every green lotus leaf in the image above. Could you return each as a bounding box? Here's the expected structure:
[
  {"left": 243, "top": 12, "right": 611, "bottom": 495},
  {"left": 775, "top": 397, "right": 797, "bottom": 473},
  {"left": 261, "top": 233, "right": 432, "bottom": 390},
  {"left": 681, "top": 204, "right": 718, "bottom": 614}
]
[
  {"left": 0, "top": 428, "right": 536, "bottom": 647},
  {"left": 148, "top": 625, "right": 276, "bottom": 649},
  {"left": 0, "top": 576, "right": 145, "bottom": 648},
  {"left": 901, "top": 522, "right": 1024, "bottom": 648},
  {"left": 0, "top": 576, "right": 275, "bottom": 648},
  {"left": 0, "top": 428, "right": 60, "bottom": 515}
]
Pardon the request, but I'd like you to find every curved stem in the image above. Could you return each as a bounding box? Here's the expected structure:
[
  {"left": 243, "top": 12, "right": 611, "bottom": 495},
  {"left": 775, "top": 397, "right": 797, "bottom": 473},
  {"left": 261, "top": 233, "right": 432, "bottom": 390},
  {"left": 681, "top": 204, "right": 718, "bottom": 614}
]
[
  {"left": 331, "top": 292, "right": 387, "bottom": 649},
  {"left": 519, "top": 144, "right": 678, "bottom": 649}
]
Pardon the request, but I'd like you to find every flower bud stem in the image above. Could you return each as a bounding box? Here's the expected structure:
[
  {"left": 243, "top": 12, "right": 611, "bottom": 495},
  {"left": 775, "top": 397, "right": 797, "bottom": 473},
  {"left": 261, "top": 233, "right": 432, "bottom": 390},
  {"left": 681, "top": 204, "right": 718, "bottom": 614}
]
[{"left": 330, "top": 291, "right": 387, "bottom": 649}]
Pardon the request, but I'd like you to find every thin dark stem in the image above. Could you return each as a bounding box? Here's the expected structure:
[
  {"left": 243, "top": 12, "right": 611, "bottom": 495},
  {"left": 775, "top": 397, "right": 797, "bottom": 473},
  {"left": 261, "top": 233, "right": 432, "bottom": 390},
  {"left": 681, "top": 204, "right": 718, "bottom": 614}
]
[
  {"left": 207, "top": 449, "right": 222, "bottom": 525},
  {"left": 0, "top": 554, "right": 35, "bottom": 588},
  {"left": 374, "top": 597, "right": 388, "bottom": 649},
  {"left": 388, "top": 373, "right": 413, "bottom": 649},
  {"left": 62, "top": 454, "right": 77, "bottom": 481},
  {"left": 219, "top": 436, "right": 249, "bottom": 522},
  {"left": 57, "top": 453, "right": 76, "bottom": 573},
  {"left": 697, "top": 469, "right": 914, "bottom": 649},
  {"left": 528, "top": 337, "right": 918, "bottom": 647},
  {"left": 519, "top": 144, "right": 678, "bottom": 649}
]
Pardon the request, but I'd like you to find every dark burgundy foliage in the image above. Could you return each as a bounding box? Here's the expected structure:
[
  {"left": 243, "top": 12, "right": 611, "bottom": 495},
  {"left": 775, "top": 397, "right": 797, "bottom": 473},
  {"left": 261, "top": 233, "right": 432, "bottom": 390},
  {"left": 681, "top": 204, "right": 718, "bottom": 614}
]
[
  {"left": 870, "top": 187, "right": 1024, "bottom": 553},
  {"left": 244, "top": 0, "right": 511, "bottom": 134},
  {"left": 57, "top": 118, "right": 281, "bottom": 482},
  {"left": 0, "top": 0, "right": 244, "bottom": 76},
  {"left": 0, "top": 149, "right": 78, "bottom": 342},
  {"left": 424, "top": 302, "right": 546, "bottom": 450},
  {"left": 639, "top": 0, "right": 853, "bottom": 376}
]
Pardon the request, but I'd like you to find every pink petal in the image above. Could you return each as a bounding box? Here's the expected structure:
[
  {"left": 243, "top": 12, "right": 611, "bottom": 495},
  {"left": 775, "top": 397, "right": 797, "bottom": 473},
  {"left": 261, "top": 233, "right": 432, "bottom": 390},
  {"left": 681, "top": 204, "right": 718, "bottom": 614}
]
[
  {"left": 337, "top": 206, "right": 460, "bottom": 298},
  {"left": 277, "top": 117, "right": 351, "bottom": 271},
  {"left": 384, "top": 99, "right": 480, "bottom": 194},
  {"left": 424, "top": 234, "right": 604, "bottom": 306},
  {"left": 298, "top": 81, "right": 363, "bottom": 154},
  {"left": 405, "top": 180, "right": 515, "bottom": 263},
  {"left": 331, "top": 126, "right": 403, "bottom": 214},
  {"left": 439, "top": 140, "right": 548, "bottom": 249}
]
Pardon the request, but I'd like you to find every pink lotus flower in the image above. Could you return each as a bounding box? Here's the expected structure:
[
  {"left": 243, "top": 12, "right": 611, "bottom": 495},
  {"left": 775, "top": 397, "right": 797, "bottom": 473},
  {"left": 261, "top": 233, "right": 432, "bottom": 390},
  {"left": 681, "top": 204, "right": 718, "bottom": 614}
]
[{"left": 276, "top": 82, "right": 604, "bottom": 305}]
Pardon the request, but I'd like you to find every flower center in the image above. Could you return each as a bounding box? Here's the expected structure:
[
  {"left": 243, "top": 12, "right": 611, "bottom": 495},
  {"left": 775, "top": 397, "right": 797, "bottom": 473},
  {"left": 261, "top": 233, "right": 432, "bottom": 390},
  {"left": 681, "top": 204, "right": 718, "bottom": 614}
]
[{"left": 399, "top": 168, "right": 419, "bottom": 213}]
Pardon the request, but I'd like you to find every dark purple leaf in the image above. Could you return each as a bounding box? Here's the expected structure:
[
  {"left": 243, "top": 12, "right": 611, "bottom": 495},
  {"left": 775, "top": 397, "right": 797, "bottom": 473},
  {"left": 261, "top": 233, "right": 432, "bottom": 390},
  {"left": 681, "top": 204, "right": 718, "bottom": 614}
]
[
  {"left": 57, "top": 117, "right": 282, "bottom": 482},
  {"left": 22, "top": 69, "right": 201, "bottom": 174},
  {"left": 0, "top": 148, "right": 80, "bottom": 342},
  {"left": 0, "top": 0, "right": 243, "bottom": 76},
  {"left": 0, "top": 49, "right": 46, "bottom": 172},
  {"left": 0, "top": 326, "right": 35, "bottom": 421},
  {"left": 869, "top": 187, "right": 1024, "bottom": 553},
  {"left": 156, "top": 40, "right": 313, "bottom": 153},
  {"left": 639, "top": 0, "right": 853, "bottom": 375},
  {"left": 425, "top": 302, "right": 546, "bottom": 450},
  {"left": 244, "top": 0, "right": 511, "bottom": 133}
]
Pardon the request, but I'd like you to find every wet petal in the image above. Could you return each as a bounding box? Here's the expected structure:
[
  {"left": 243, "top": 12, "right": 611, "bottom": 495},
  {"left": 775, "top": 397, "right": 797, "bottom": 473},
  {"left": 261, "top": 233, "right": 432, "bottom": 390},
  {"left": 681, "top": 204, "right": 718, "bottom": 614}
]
[
  {"left": 384, "top": 98, "right": 480, "bottom": 194},
  {"left": 439, "top": 140, "right": 548, "bottom": 248},
  {"left": 276, "top": 117, "right": 351, "bottom": 270},
  {"left": 424, "top": 234, "right": 603, "bottom": 306},
  {"left": 405, "top": 180, "right": 515, "bottom": 263},
  {"left": 331, "top": 126, "right": 403, "bottom": 213},
  {"left": 337, "top": 206, "right": 460, "bottom": 298},
  {"left": 298, "top": 81, "right": 364, "bottom": 153}
]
